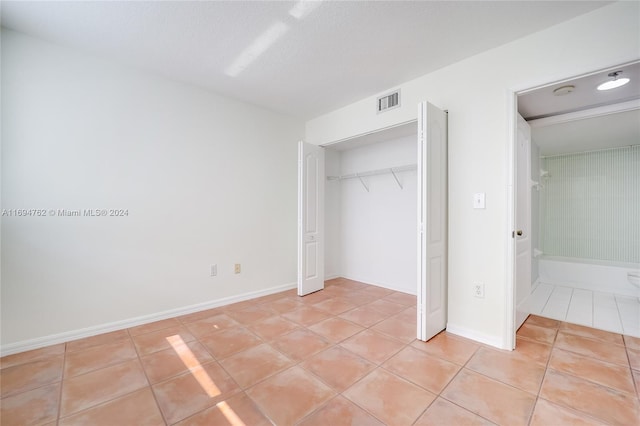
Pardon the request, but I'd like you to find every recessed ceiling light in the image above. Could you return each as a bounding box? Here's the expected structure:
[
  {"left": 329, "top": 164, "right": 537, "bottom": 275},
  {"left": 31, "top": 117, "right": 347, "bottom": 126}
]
[
  {"left": 597, "top": 71, "right": 630, "bottom": 91},
  {"left": 553, "top": 85, "right": 575, "bottom": 96}
]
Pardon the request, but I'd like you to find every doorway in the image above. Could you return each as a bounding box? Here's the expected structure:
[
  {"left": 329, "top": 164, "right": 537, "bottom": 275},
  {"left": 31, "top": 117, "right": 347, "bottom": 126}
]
[{"left": 508, "top": 61, "right": 640, "bottom": 346}]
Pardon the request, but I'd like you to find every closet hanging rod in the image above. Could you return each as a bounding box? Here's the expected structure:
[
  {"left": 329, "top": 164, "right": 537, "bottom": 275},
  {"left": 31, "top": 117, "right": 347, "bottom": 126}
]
[{"left": 326, "top": 164, "right": 417, "bottom": 182}]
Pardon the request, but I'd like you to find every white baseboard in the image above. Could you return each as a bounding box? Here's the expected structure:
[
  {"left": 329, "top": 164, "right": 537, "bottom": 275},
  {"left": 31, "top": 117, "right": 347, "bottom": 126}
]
[
  {"left": 339, "top": 274, "right": 416, "bottom": 295},
  {"left": 0, "top": 282, "right": 296, "bottom": 357},
  {"left": 446, "top": 323, "right": 506, "bottom": 350}
]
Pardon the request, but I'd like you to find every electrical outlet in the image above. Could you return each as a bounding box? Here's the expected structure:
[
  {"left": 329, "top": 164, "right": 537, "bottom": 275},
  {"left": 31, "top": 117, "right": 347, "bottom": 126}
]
[
  {"left": 210, "top": 264, "right": 217, "bottom": 276},
  {"left": 234, "top": 263, "right": 241, "bottom": 274},
  {"left": 474, "top": 283, "right": 485, "bottom": 298}
]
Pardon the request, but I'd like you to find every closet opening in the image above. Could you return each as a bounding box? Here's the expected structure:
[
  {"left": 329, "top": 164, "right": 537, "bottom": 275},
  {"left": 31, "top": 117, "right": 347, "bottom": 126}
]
[{"left": 298, "top": 101, "right": 449, "bottom": 342}]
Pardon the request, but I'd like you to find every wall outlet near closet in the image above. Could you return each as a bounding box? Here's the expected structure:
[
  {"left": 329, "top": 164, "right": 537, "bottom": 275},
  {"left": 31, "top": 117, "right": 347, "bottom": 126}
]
[
  {"left": 234, "top": 263, "right": 241, "bottom": 274},
  {"left": 473, "top": 282, "right": 485, "bottom": 298},
  {"left": 210, "top": 264, "right": 217, "bottom": 277}
]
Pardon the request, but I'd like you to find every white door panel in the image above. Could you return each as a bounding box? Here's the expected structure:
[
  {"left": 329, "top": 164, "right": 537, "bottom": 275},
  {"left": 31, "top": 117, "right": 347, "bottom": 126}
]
[
  {"left": 417, "top": 102, "right": 448, "bottom": 341},
  {"left": 515, "top": 115, "right": 532, "bottom": 328},
  {"left": 298, "top": 141, "right": 325, "bottom": 296}
]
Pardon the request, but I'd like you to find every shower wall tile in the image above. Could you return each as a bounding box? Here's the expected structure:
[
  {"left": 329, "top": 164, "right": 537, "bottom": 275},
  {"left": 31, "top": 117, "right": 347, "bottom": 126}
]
[{"left": 541, "top": 146, "right": 640, "bottom": 264}]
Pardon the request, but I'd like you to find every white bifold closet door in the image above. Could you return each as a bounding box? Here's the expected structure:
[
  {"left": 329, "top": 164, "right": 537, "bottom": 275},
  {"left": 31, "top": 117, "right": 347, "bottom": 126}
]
[
  {"left": 417, "top": 101, "right": 448, "bottom": 341},
  {"left": 297, "top": 141, "right": 325, "bottom": 296}
]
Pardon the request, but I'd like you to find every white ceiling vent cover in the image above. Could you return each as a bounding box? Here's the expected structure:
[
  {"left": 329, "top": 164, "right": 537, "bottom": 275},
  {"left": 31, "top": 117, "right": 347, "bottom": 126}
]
[{"left": 377, "top": 90, "right": 400, "bottom": 113}]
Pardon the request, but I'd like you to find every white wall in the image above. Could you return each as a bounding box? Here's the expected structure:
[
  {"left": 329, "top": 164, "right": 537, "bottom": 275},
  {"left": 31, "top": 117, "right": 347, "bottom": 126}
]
[
  {"left": 327, "top": 136, "right": 417, "bottom": 294},
  {"left": 306, "top": 2, "right": 640, "bottom": 348},
  {"left": 1, "top": 29, "right": 304, "bottom": 349}
]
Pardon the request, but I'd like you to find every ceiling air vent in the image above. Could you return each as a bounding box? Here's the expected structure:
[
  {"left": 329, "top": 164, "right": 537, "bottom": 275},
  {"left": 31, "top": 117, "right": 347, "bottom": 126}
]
[
  {"left": 377, "top": 89, "right": 400, "bottom": 112},
  {"left": 377, "top": 90, "right": 400, "bottom": 113}
]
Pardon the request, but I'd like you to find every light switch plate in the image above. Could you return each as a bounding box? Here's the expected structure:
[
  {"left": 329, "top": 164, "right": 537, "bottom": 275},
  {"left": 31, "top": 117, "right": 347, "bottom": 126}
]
[{"left": 473, "top": 193, "right": 485, "bottom": 209}]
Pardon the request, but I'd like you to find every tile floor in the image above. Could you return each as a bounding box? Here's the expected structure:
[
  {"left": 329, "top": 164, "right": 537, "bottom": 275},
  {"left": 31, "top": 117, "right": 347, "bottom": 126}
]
[
  {"left": 1, "top": 278, "right": 639, "bottom": 425},
  {"left": 529, "top": 282, "right": 640, "bottom": 337}
]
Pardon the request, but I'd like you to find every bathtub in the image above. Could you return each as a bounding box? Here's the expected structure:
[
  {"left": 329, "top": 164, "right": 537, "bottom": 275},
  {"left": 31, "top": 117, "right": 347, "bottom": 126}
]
[{"left": 538, "top": 256, "right": 640, "bottom": 298}]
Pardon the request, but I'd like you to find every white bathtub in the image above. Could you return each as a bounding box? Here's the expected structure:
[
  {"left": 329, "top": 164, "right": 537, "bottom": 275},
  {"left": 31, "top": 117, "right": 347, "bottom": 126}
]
[{"left": 538, "top": 256, "right": 640, "bottom": 298}]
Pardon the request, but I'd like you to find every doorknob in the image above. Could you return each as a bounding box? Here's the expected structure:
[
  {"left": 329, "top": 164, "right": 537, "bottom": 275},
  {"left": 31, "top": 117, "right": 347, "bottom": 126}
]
[{"left": 516, "top": 230, "right": 523, "bottom": 236}]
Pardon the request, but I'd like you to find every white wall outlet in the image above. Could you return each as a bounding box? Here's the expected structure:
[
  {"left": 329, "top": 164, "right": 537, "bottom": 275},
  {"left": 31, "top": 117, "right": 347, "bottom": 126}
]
[
  {"left": 210, "top": 264, "right": 217, "bottom": 277},
  {"left": 234, "top": 263, "right": 241, "bottom": 274},
  {"left": 474, "top": 282, "right": 485, "bottom": 298},
  {"left": 473, "top": 192, "right": 486, "bottom": 209}
]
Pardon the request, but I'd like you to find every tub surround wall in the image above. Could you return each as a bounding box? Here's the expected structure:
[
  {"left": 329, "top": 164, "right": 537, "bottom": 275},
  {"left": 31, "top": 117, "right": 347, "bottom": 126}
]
[
  {"left": 539, "top": 256, "right": 640, "bottom": 298},
  {"left": 541, "top": 146, "right": 639, "bottom": 265}
]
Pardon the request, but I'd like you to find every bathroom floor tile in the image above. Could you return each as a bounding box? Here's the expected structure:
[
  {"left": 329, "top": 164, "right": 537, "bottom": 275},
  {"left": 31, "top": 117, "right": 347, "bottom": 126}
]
[
  {"left": 343, "top": 368, "right": 436, "bottom": 425},
  {"left": 246, "top": 366, "right": 335, "bottom": 426}
]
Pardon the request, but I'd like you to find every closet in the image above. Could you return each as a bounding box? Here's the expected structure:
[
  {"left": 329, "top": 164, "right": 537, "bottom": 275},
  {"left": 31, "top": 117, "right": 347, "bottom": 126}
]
[
  {"left": 323, "top": 125, "right": 418, "bottom": 295},
  {"left": 298, "top": 101, "right": 449, "bottom": 341}
]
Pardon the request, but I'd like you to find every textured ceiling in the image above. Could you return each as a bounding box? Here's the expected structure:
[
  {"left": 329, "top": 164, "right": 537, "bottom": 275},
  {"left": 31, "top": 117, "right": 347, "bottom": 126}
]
[{"left": 1, "top": 1, "right": 611, "bottom": 119}]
